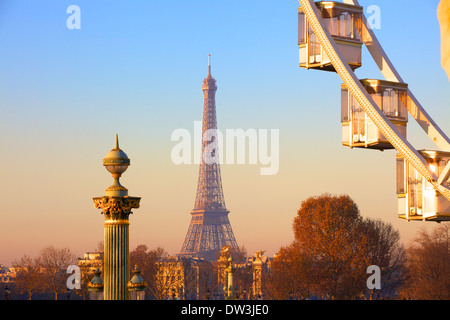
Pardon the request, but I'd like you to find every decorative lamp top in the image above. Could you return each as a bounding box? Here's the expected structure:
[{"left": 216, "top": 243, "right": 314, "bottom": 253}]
[
  {"left": 128, "top": 265, "right": 148, "bottom": 291},
  {"left": 87, "top": 268, "right": 104, "bottom": 292}
]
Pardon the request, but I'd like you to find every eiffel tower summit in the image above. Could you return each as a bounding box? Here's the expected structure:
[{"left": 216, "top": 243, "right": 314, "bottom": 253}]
[{"left": 178, "top": 55, "right": 238, "bottom": 261}]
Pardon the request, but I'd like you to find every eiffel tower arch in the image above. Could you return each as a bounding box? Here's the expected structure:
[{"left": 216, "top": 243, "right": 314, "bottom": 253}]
[{"left": 178, "top": 55, "right": 239, "bottom": 261}]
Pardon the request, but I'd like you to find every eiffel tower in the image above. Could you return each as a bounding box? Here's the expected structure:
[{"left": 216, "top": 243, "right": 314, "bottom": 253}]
[{"left": 179, "top": 55, "right": 238, "bottom": 261}]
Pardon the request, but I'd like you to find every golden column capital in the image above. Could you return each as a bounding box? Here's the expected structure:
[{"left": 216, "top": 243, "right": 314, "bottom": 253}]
[{"left": 93, "top": 196, "right": 141, "bottom": 221}]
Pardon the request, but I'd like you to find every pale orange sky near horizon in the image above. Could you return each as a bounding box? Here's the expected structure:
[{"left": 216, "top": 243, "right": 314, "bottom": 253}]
[{"left": 1, "top": 1, "right": 449, "bottom": 266}]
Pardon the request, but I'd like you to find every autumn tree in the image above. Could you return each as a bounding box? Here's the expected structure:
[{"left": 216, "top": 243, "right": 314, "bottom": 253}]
[
  {"left": 39, "top": 246, "right": 77, "bottom": 300},
  {"left": 265, "top": 241, "right": 315, "bottom": 299},
  {"left": 196, "top": 262, "right": 217, "bottom": 300},
  {"left": 130, "top": 245, "right": 172, "bottom": 300},
  {"left": 130, "top": 244, "right": 162, "bottom": 283},
  {"left": 361, "top": 218, "right": 407, "bottom": 299},
  {"left": 270, "top": 194, "right": 406, "bottom": 300},
  {"left": 292, "top": 194, "right": 370, "bottom": 299},
  {"left": 12, "top": 255, "right": 44, "bottom": 300},
  {"left": 233, "top": 264, "right": 253, "bottom": 299},
  {"left": 230, "top": 245, "right": 248, "bottom": 264},
  {"left": 400, "top": 224, "right": 450, "bottom": 300}
]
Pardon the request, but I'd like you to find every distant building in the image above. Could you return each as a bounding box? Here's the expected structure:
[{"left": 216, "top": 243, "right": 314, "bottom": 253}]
[
  {"left": 156, "top": 249, "right": 272, "bottom": 300},
  {"left": 156, "top": 256, "right": 214, "bottom": 300},
  {"left": 77, "top": 251, "right": 103, "bottom": 273},
  {"left": 0, "top": 264, "right": 16, "bottom": 285},
  {"left": 216, "top": 249, "right": 272, "bottom": 300}
]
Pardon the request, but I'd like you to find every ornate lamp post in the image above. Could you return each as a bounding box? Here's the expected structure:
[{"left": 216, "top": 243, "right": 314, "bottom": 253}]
[
  {"left": 128, "top": 265, "right": 148, "bottom": 300},
  {"left": 87, "top": 269, "right": 104, "bottom": 300},
  {"left": 93, "top": 135, "right": 141, "bottom": 300}
]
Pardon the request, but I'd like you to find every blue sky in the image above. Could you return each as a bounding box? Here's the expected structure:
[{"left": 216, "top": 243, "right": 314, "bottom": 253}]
[{"left": 0, "top": 1, "right": 448, "bottom": 265}]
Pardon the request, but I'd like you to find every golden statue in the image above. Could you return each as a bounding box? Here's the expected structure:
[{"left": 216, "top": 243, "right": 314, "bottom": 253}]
[
  {"left": 219, "top": 246, "right": 230, "bottom": 262},
  {"left": 255, "top": 250, "right": 266, "bottom": 261}
]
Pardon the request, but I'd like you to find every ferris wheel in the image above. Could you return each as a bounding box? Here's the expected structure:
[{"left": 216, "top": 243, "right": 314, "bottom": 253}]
[{"left": 298, "top": 0, "right": 450, "bottom": 221}]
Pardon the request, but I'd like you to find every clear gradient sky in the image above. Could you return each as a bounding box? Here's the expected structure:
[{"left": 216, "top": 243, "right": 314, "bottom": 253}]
[{"left": 0, "top": 1, "right": 449, "bottom": 266}]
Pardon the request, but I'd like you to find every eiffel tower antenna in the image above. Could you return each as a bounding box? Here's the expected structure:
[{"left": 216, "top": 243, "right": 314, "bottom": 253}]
[{"left": 208, "top": 54, "right": 211, "bottom": 75}]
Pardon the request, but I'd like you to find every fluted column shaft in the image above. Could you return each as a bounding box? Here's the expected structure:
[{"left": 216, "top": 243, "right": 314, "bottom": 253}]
[{"left": 104, "top": 220, "right": 130, "bottom": 300}]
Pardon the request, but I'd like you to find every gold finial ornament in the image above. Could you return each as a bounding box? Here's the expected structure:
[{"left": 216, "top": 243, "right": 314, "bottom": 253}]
[{"left": 103, "top": 134, "right": 130, "bottom": 196}]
